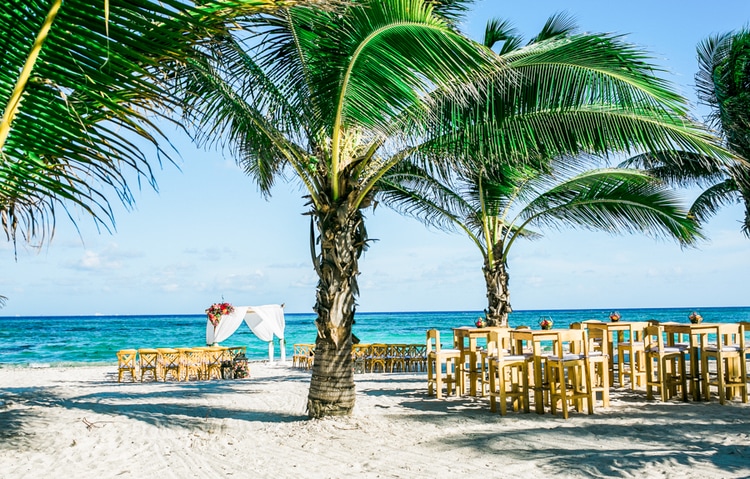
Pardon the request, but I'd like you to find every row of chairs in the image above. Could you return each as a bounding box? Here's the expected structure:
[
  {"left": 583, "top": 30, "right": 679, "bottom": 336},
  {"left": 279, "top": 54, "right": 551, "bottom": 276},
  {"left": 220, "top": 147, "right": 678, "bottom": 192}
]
[
  {"left": 116, "top": 346, "right": 247, "bottom": 382},
  {"left": 292, "top": 343, "right": 428, "bottom": 373}
]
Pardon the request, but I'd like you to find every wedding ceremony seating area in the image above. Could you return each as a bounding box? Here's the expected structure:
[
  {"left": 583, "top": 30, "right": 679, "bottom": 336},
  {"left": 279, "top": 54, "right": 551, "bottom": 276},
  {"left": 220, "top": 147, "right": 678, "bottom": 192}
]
[
  {"left": 116, "top": 345, "right": 248, "bottom": 382},
  {"left": 292, "top": 343, "right": 428, "bottom": 373}
]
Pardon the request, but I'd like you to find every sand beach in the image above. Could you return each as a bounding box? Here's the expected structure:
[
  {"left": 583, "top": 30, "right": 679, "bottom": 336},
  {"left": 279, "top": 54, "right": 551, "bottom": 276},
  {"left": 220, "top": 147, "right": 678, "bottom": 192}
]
[{"left": 1, "top": 362, "right": 749, "bottom": 478}]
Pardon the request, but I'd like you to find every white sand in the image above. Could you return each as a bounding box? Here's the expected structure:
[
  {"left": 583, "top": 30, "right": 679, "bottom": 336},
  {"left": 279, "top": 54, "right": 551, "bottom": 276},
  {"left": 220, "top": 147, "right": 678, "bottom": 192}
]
[{"left": 1, "top": 363, "right": 749, "bottom": 478}]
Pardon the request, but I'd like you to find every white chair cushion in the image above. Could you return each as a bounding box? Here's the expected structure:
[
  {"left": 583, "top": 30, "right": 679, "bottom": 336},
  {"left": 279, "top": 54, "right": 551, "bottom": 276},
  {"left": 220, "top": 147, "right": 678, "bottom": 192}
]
[
  {"left": 704, "top": 345, "right": 741, "bottom": 352},
  {"left": 547, "top": 354, "right": 585, "bottom": 361}
]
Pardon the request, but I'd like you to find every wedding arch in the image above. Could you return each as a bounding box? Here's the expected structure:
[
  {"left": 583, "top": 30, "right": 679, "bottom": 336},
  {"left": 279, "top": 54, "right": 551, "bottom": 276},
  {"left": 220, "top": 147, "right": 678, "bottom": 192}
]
[{"left": 205, "top": 304, "right": 286, "bottom": 362}]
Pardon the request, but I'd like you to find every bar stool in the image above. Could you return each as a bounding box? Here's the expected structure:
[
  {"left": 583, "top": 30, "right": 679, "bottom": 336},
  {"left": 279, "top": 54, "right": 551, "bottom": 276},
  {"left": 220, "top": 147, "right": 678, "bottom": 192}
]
[
  {"left": 486, "top": 330, "right": 529, "bottom": 415},
  {"left": 545, "top": 329, "right": 594, "bottom": 418},
  {"left": 571, "top": 323, "right": 609, "bottom": 408},
  {"left": 617, "top": 323, "right": 646, "bottom": 389},
  {"left": 116, "top": 349, "right": 138, "bottom": 382},
  {"left": 644, "top": 325, "right": 688, "bottom": 401},
  {"left": 702, "top": 323, "right": 748, "bottom": 404},
  {"left": 426, "top": 329, "right": 461, "bottom": 398}
]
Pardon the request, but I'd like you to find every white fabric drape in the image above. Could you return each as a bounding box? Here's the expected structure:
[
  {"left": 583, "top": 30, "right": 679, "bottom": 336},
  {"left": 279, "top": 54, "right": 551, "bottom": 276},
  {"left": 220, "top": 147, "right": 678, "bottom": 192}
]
[
  {"left": 206, "top": 306, "right": 249, "bottom": 345},
  {"left": 205, "top": 304, "right": 286, "bottom": 362},
  {"left": 243, "top": 305, "right": 286, "bottom": 363}
]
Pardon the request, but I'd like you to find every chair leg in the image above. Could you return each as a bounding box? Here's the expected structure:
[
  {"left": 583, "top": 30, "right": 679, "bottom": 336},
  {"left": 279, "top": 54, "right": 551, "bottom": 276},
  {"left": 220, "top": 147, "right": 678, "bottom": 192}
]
[
  {"left": 716, "top": 357, "right": 726, "bottom": 405},
  {"left": 436, "top": 359, "right": 444, "bottom": 399}
]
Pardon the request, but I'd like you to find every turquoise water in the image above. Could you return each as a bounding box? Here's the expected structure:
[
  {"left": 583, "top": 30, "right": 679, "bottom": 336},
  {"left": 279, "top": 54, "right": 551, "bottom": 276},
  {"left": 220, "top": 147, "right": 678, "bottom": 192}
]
[{"left": 1, "top": 306, "right": 748, "bottom": 366}]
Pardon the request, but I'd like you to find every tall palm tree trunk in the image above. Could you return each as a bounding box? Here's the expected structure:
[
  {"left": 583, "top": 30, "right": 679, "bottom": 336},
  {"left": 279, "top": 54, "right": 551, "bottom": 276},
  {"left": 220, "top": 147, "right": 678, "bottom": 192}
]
[
  {"left": 306, "top": 197, "right": 365, "bottom": 418},
  {"left": 483, "top": 258, "right": 512, "bottom": 326}
]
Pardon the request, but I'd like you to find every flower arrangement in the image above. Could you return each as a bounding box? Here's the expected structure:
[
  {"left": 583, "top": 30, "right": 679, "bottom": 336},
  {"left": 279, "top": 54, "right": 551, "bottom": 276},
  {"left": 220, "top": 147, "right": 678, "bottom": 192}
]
[
  {"left": 609, "top": 311, "right": 621, "bottom": 322},
  {"left": 206, "top": 302, "right": 235, "bottom": 327},
  {"left": 475, "top": 316, "right": 488, "bottom": 328},
  {"left": 688, "top": 311, "right": 703, "bottom": 324},
  {"left": 233, "top": 358, "right": 249, "bottom": 379},
  {"left": 538, "top": 316, "right": 553, "bottom": 330}
]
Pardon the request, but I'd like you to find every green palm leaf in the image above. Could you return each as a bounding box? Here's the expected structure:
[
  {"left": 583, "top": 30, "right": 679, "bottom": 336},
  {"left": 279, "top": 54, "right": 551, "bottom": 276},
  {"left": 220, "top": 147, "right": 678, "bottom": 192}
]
[
  {"left": 519, "top": 168, "right": 701, "bottom": 245},
  {"left": 0, "top": 0, "right": 308, "bottom": 246}
]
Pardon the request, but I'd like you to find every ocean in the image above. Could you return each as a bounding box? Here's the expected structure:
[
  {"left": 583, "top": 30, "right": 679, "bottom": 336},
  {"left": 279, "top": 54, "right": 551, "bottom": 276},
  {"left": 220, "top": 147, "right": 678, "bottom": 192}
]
[{"left": 1, "top": 306, "right": 748, "bottom": 366}]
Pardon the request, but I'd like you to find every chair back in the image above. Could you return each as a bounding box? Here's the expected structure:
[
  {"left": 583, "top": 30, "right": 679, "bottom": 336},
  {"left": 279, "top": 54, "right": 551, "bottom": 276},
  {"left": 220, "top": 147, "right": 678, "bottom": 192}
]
[
  {"left": 715, "top": 323, "right": 743, "bottom": 350},
  {"left": 570, "top": 323, "right": 604, "bottom": 354},
  {"left": 644, "top": 325, "right": 666, "bottom": 352},
  {"left": 487, "top": 328, "right": 513, "bottom": 356},
  {"left": 740, "top": 322, "right": 750, "bottom": 350},
  {"left": 426, "top": 329, "right": 442, "bottom": 353},
  {"left": 117, "top": 349, "right": 137, "bottom": 368},
  {"left": 553, "top": 329, "right": 588, "bottom": 357}
]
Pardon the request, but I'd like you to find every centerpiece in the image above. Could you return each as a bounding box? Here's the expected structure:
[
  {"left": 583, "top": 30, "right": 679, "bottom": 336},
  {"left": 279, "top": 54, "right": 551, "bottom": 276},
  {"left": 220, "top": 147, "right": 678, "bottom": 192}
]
[
  {"left": 206, "top": 301, "right": 235, "bottom": 328},
  {"left": 475, "top": 316, "right": 488, "bottom": 328},
  {"left": 609, "top": 311, "right": 621, "bottom": 322},
  {"left": 688, "top": 311, "right": 703, "bottom": 324},
  {"left": 538, "top": 316, "right": 553, "bottom": 330}
]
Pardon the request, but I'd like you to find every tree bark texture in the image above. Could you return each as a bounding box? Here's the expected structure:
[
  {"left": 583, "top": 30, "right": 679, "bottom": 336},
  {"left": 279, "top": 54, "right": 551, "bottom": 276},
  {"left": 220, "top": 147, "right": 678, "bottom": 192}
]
[
  {"left": 306, "top": 197, "right": 366, "bottom": 418},
  {"left": 483, "top": 258, "right": 512, "bottom": 327}
]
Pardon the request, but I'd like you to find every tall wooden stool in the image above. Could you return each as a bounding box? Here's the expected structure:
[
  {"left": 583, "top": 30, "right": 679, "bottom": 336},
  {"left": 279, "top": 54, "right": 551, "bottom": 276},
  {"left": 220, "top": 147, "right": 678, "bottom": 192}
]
[{"left": 426, "top": 329, "right": 461, "bottom": 398}]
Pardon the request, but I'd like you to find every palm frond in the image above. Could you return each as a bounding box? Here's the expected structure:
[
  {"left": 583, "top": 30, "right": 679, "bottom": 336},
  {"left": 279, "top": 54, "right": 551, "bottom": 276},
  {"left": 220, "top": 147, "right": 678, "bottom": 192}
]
[
  {"left": 620, "top": 151, "right": 729, "bottom": 187},
  {"left": 1, "top": 0, "right": 292, "bottom": 246},
  {"left": 520, "top": 169, "right": 702, "bottom": 245},
  {"left": 301, "top": 0, "right": 498, "bottom": 136},
  {"left": 482, "top": 18, "right": 522, "bottom": 52},
  {"left": 689, "top": 179, "right": 741, "bottom": 224},
  {"left": 528, "top": 11, "right": 577, "bottom": 44},
  {"left": 413, "top": 32, "right": 731, "bottom": 174},
  {"left": 377, "top": 161, "right": 478, "bottom": 236}
]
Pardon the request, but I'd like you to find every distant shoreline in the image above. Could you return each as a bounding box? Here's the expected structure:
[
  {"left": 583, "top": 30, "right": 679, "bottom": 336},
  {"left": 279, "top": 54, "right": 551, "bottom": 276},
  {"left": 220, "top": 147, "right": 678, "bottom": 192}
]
[{"left": 2, "top": 304, "right": 749, "bottom": 319}]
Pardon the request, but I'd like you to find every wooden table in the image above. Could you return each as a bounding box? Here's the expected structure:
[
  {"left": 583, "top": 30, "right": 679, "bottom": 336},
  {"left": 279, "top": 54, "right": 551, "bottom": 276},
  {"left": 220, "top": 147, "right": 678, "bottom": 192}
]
[
  {"left": 453, "top": 326, "right": 507, "bottom": 397},
  {"left": 509, "top": 329, "right": 562, "bottom": 414},
  {"left": 585, "top": 321, "right": 648, "bottom": 386},
  {"left": 661, "top": 322, "right": 718, "bottom": 401}
]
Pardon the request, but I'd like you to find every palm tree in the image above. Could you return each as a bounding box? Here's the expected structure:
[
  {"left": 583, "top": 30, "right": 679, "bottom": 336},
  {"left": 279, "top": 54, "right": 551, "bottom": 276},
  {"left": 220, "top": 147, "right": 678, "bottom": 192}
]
[
  {"left": 173, "top": 1, "right": 728, "bottom": 417},
  {"left": 379, "top": 161, "right": 701, "bottom": 326},
  {"left": 376, "top": 14, "right": 717, "bottom": 326},
  {"left": 623, "top": 28, "right": 750, "bottom": 236}
]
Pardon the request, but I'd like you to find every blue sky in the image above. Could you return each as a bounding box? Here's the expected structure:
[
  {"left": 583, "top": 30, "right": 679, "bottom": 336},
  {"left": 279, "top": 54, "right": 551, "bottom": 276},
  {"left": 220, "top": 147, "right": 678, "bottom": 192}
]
[{"left": 2, "top": 0, "right": 749, "bottom": 316}]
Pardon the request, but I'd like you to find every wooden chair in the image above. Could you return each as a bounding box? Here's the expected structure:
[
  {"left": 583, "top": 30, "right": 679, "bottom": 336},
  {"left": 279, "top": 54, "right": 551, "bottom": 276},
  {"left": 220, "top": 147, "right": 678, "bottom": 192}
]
[
  {"left": 701, "top": 323, "right": 748, "bottom": 404},
  {"left": 368, "top": 344, "right": 388, "bottom": 373},
  {"left": 181, "top": 348, "right": 205, "bottom": 381},
  {"left": 116, "top": 349, "right": 138, "bottom": 382},
  {"left": 138, "top": 348, "right": 159, "bottom": 382},
  {"left": 351, "top": 344, "right": 370, "bottom": 374},
  {"left": 388, "top": 344, "right": 408, "bottom": 372},
  {"left": 479, "top": 328, "right": 512, "bottom": 395},
  {"left": 426, "top": 329, "right": 461, "bottom": 398},
  {"left": 203, "top": 347, "right": 225, "bottom": 380},
  {"left": 644, "top": 325, "right": 688, "bottom": 401},
  {"left": 157, "top": 348, "right": 181, "bottom": 381},
  {"left": 545, "top": 329, "right": 594, "bottom": 418},
  {"left": 617, "top": 323, "right": 647, "bottom": 389},
  {"left": 571, "top": 323, "right": 609, "bottom": 408},
  {"left": 293, "top": 344, "right": 315, "bottom": 369},
  {"left": 487, "top": 330, "right": 529, "bottom": 415},
  {"left": 410, "top": 344, "right": 427, "bottom": 372}
]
